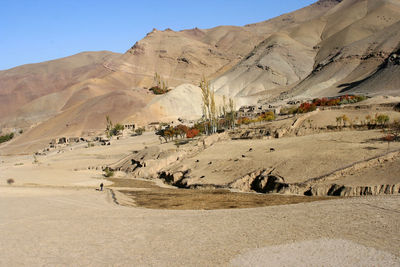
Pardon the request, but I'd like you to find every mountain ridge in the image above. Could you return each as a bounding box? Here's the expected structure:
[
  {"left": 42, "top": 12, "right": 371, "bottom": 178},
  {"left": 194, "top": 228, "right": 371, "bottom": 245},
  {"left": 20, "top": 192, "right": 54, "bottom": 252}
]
[{"left": 1, "top": 0, "right": 399, "bottom": 154}]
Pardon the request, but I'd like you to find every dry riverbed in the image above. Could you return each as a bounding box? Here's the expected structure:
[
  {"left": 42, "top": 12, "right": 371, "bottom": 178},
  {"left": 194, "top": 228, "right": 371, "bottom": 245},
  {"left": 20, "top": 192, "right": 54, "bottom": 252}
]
[{"left": 108, "top": 178, "right": 329, "bottom": 210}]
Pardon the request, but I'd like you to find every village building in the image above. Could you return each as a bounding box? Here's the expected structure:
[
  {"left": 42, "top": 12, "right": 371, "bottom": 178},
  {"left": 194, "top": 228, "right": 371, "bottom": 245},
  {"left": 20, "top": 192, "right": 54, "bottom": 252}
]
[
  {"left": 123, "top": 123, "right": 135, "bottom": 130},
  {"left": 237, "top": 104, "right": 280, "bottom": 118}
]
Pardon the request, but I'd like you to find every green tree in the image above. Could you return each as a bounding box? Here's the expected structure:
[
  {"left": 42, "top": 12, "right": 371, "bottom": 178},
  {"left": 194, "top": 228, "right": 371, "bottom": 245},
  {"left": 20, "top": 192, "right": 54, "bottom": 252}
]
[
  {"left": 376, "top": 114, "right": 390, "bottom": 126},
  {"left": 111, "top": 123, "right": 124, "bottom": 136}
]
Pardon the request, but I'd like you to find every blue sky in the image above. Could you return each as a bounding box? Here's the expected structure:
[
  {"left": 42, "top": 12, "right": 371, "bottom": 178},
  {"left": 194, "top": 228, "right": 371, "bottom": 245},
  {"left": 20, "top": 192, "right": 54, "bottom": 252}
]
[{"left": 0, "top": 0, "right": 316, "bottom": 70}]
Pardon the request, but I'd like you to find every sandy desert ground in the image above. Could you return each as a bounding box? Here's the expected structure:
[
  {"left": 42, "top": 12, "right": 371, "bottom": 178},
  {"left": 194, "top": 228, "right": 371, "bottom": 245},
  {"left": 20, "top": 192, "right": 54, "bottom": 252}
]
[{"left": 1, "top": 186, "right": 399, "bottom": 266}]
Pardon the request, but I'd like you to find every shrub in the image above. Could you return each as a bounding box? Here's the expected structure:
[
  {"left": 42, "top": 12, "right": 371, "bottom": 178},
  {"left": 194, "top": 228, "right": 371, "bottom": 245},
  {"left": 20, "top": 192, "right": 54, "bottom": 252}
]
[
  {"left": 376, "top": 114, "right": 390, "bottom": 126},
  {"left": 149, "top": 86, "right": 170, "bottom": 95},
  {"left": 336, "top": 116, "right": 343, "bottom": 128},
  {"left": 103, "top": 167, "right": 114, "bottom": 178},
  {"left": 260, "top": 111, "right": 275, "bottom": 121},
  {"left": 238, "top": 117, "right": 252, "bottom": 125},
  {"left": 0, "top": 133, "right": 14, "bottom": 144},
  {"left": 175, "top": 124, "right": 189, "bottom": 138},
  {"left": 298, "top": 102, "right": 316, "bottom": 113},
  {"left": 111, "top": 123, "right": 124, "bottom": 136},
  {"left": 186, "top": 128, "right": 200, "bottom": 138},
  {"left": 311, "top": 95, "right": 366, "bottom": 108},
  {"left": 151, "top": 73, "right": 169, "bottom": 94},
  {"left": 342, "top": 114, "right": 350, "bottom": 126},
  {"left": 156, "top": 127, "right": 175, "bottom": 142},
  {"left": 7, "top": 178, "right": 14, "bottom": 185},
  {"left": 135, "top": 127, "right": 145, "bottom": 135},
  {"left": 193, "top": 122, "right": 206, "bottom": 134},
  {"left": 280, "top": 106, "right": 298, "bottom": 115}
]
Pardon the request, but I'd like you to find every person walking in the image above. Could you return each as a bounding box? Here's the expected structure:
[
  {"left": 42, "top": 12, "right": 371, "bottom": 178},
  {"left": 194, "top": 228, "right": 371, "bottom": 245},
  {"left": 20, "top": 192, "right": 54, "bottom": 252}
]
[{"left": 100, "top": 183, "right": 104, "bottom": 191}]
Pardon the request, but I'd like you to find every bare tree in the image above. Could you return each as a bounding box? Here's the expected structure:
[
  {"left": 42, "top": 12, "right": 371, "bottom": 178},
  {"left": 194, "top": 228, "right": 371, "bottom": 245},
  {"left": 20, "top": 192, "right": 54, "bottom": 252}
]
[
  {"left": 210, "top": 89, "right": 217, "bottom": 133},
  {"left": 105, "top": 115, "right": 113, "bottom": 138},
  {"left": 200, "top": 76, "right": 211, "bottom": 134},
  {"left": 228, "top": 98, "right": 236, "bottom": 129}
]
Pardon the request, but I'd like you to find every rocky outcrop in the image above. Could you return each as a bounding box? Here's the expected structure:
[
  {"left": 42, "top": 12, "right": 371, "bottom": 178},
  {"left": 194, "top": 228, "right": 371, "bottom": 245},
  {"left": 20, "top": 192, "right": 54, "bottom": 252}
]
[
  {"left": 226, "top": 149, "right": 400, "bottom": 197},
  {"left": 110, "top": 132, "right": 229, "bottom": 179},
  {"left": 109, "top": 146, "right": 187, "bottom": 179},
  {"left": 227, "top": 168, "right": 400, "bottom": 197},
  {"left": 306, "top": 183, "right": 400, "bottom": 197},
  {"left": 229, "top": 169, "right": 287, "bottom": 193}
]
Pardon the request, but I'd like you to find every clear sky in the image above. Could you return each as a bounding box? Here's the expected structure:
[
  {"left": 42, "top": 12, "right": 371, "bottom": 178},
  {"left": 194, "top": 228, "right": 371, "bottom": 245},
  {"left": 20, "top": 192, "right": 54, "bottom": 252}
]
[{"left": 0, "top": 0, "right": 316, "bottom": 70}]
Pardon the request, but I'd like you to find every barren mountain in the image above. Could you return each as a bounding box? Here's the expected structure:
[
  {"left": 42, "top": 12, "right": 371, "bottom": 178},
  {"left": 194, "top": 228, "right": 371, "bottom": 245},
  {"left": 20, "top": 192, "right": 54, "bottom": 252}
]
[
  {"left": 106, "top": 0, "right": 340, "bottom": 90},
  {"left": 287, "top": 0, "right": 400, "bottom": 99},
  {"left": 0, "top": 51, "right": 119, "bottom": 127},
  {"left": 213, "top": 0, "right": 400, "bottom": 100},
  {"left": 1, "top": 0, "right": 400, "bottom": 154}
]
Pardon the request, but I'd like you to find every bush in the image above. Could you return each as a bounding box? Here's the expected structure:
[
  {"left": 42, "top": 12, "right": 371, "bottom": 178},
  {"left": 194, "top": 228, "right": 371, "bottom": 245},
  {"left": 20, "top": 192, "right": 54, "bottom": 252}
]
[
  {"left": 280, "top": 106, "right": 298, "bottom": 115},
  {"left": 7, "top": 178, "right": 14, "bottom": 185},
  {"left": 175, "top": 124, "right": 189, "bottom": 138},
  {"left": 312, "top": 95, "right": 366, "bottom": 107},
  {"left": 0, "top": 133, "right": 14, "bottom": 144},
  {"left": 103, "top": 167, "right": 114, "bottom": 178},
  {"left": 135, "top": 127, "right": 145, "bottom": 135},
  {"left": 111, "top": 123, "right": 124, "bottom": 136},
  {"left": 186, "top": 128, "right": 200, "bottom": 138},
  {"left": 149, "top": 86, "right": 170, "bottom": 95},
  {"left": 260, "top": 111, "right": 275, "bottom": 121},
  {"left": 193, "top": 122, "right": 206, "bottom": 134},
  {"left": 297, "top": 102, "right": 316, "bottom": 113},
  {"left": 238, "top": 117, "right": 252, "bottom": 125},
  {"left": 376, "top": 114, "right": 390, "bottom": 126}
]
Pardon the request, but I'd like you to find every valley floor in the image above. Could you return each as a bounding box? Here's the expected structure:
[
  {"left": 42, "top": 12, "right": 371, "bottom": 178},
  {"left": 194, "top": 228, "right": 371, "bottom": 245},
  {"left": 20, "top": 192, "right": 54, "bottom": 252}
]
[
  {"left": 1, "top": 105, "right": 400, "bottom": 265},
  {"left": 1, "top": 186, "right": 399, "bottom": 266}
]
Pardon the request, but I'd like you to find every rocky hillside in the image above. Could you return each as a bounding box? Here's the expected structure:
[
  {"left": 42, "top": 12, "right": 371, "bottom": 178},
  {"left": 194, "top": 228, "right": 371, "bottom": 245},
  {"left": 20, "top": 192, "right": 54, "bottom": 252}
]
[
  {"left": 106, "top": 0, "right": 340, "bottom": 89},
  {"left": 0, "top": 51, "right": 119, "bottom": 127},
  {"left": 213, "top": 0, "right": 400, "bottom": 100}
]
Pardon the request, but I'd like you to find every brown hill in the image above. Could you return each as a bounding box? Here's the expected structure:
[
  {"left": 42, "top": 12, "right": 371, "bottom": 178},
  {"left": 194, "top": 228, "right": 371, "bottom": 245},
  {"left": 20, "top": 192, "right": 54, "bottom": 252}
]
[
  {"left": 0, "top": 51, "right": 119, "bottom": 127},
  {"left": 2, "top": 0, "right": 400, "bottom": 154},
  {"left": 213, "top": 0, "right": 400, "bottom": 100},
  {"left": 105, "top": 0, "right": 339, "bottom": 90},
  {"left": 280, "top": 0, "right": 400, "bottom": 99}
]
